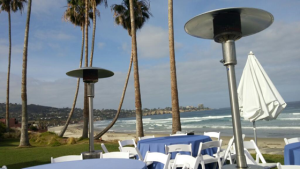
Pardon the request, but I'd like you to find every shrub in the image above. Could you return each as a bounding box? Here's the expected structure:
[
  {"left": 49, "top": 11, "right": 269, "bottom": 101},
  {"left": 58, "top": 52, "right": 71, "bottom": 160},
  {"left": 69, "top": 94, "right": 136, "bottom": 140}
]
[
  {"left": 0, "top": 122, "right": 6, "bottom": 138},
  {"left": 67, "top": 137, "right": 76, "bottom": 145}
]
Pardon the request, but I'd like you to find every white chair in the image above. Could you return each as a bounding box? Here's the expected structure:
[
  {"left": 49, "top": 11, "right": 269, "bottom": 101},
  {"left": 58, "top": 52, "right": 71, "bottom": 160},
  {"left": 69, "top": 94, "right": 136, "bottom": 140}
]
[
  {"left": 100, "top": 152, "right": 130, "bottom": 159},
  {"left": 1, "top": 166, "right": 7, "bottom": 169},
  {"left": 218, "top": 136, "right": 235, "bottom": 165},
  {"left": 101, "top": 143, "right": 109, "bottom": 153},
  {"left": 204, "top": 132, "right": 221, "bottom": 140},
  {"left": 243, "top": 139, "right": 276, "bottom": 168},
  {"left": 119, "top": 146, "right": 143, "bottom": 160},
  {"left": 51, "top": 154, "right": 83, "bottom": 163},
  {"left": 277, "top": 162, "right": 300, "bottom": 169},
  {"left": 228, "top": 134, "right": 246, "bottom": 163},
  {"left": 171, "top": 153, "right": 200, "bottom": 169},
  {"left": 138, "top": 135, "right": 155, "bottom": 141},
  {"left": 197, "top": 140, "right": 222, "bottom": 169},
  {"left": 118, "top": 139, "right": 137, "bottom": 158},
  {"left": 284, "top": 137, "right": 300, "bottom": 145},
  {"left": 118, "top": 139, "right": 137, "bottom": 148},
  {"left": 144, "top": 151, "right": 171, "bottom": 169},
  {"left": 243, "top": 149, "right": 276, "bottom": 169},
  {"left": 165, "top": 143, "right": 193, "bottom": 168}
]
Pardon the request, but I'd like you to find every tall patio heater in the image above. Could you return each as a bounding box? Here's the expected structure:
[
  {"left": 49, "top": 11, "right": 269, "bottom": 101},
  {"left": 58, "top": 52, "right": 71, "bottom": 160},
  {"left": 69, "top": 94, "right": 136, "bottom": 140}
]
[
  {"left": 185, "top": 8, "right": 273, "bottom": 169},
  {"left": 67, "top": 67, "right": 114, "bottom": 159}
]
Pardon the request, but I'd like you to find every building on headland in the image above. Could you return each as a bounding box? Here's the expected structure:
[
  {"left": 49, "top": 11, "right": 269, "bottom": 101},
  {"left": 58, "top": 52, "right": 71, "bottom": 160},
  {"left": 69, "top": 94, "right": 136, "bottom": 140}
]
[{"left": 0, "top": 118, "right": 21, "bottom": 128}]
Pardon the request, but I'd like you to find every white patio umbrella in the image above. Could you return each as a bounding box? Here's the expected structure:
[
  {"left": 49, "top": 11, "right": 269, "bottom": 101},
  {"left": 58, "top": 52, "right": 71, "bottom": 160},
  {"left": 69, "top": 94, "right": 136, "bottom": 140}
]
[{"left": 237, "top": 51, "right": 287, "bottom": 143}]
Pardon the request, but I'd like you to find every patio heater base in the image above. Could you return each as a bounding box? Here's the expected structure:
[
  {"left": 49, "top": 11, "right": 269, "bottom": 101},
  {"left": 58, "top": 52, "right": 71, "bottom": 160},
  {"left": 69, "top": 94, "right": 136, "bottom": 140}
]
[
  {"left": 82, "top": 150, "right": 102, "bottom": 159},
  {"left": 223, "top": 164, "right": 264, "bottom": 169}
]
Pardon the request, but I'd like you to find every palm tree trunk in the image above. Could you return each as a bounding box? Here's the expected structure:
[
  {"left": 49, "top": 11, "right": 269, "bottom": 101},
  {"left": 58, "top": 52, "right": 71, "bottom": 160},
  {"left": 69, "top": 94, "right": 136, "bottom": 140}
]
[
  {"left": 89, "top": 0, "right": 96, "bottom": 67},
  {"left": 168, "top": 0, "right": 181, "bottom": 134},
  {"left": 82, "top": 0, "right": 89, "bottom": 138},
  {"left": 19, "top": 0, "right": 32, "bottom": 147},
  {"left": 129, "top": 0, "right": 144, "bottom": 137},
  {"left": 94, "top": 54, "right": 133, "bottom": 140},
  {"left": 6, "top": 10, "right": 12, "bottom": 132},
  {"left": 58, "top": 27, "right": 84, "bottom": 137}
]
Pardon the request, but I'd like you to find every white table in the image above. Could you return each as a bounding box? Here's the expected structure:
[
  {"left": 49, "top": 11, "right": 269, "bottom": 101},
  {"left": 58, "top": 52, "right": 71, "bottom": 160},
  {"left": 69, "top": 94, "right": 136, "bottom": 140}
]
[{"left": 23, "top": 159, "right": 147, "bottom": 169}]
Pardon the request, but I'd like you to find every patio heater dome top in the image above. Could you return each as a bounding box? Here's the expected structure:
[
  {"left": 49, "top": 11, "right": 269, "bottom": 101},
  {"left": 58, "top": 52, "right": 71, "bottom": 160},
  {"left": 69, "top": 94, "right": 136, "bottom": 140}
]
[
  {"left": 66, "top": 67, "right": 114, "bottom": 83},
  {"left": 184, "top": 7, "right": 274, "bottom": 42}
]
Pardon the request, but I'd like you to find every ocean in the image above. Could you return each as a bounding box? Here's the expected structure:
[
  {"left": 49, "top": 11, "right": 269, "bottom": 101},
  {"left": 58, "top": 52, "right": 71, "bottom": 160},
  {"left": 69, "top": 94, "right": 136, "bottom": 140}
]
[{"left": 94, "top": 101, "right": 300, "bottom": 138}]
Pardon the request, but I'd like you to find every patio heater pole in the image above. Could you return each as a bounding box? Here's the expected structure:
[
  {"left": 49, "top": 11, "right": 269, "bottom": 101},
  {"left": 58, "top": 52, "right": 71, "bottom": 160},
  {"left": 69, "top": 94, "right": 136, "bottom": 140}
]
[
  {"left": 184, "top": 7, "right": 273, "bottom": 169},
  {"left": 87, "top": 83, "right": 95, "bottom": 152},
  {"left": 66, "top": 67, "right": 114, "bottom": 159},
  {"left": 221, "top": 39, "right": 247, "bottom": 168}
]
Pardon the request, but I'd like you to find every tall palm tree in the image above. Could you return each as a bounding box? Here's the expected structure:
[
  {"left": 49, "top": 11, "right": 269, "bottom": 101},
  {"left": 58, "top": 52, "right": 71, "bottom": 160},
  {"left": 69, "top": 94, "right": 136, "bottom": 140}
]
[
  {"left": 168, "top": 0, "right": 181, "bottom": 134},
  {"left": 0, "top": 0, "right": 27, "bottom": 132},
  {"left": 59, "top": 0, "right": 92, "bottom": 137},
  {"left": 19, "top": 0, "right": 31, "bottom": 147},
  {"left": 89, "top": 0, "right": 107, "bottom": 67},
  {"left": 110, "top": 0, "right": 151, "bottom": 138}
]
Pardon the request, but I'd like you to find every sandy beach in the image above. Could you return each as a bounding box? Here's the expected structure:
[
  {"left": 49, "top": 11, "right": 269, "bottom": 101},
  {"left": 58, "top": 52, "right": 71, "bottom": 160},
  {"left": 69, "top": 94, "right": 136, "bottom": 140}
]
[{"left": 48, "top": 124, "right": 285, "bottom": 155}]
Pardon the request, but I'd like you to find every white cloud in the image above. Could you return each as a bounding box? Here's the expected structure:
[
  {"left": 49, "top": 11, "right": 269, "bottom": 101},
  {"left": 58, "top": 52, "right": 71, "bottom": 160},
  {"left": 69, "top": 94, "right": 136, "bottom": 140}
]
[{"left": 137, "top": 25, "right": 179, "bottom": 58}]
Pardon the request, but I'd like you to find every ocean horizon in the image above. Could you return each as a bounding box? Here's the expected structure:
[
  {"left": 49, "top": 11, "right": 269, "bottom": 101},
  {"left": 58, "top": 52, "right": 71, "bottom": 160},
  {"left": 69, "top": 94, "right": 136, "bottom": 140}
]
[{"left": 94, "top": 101, "right": 300, "bottom": 139}]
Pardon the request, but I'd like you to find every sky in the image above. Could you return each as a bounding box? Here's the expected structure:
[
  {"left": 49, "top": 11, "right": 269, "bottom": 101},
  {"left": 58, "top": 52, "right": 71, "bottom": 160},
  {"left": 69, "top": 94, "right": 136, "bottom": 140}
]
[{"left": 0, "top": 0, "right": 299, "bottom": 110}]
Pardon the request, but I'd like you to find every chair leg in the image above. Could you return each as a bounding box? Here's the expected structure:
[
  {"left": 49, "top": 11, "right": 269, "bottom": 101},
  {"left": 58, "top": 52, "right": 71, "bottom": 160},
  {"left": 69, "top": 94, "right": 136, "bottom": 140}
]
[
  {"left": 213, "top": 162, "right": 217, "bottom": 169},
  {"left": 201, "top": 162, "right": 205, "bottom": 169}
]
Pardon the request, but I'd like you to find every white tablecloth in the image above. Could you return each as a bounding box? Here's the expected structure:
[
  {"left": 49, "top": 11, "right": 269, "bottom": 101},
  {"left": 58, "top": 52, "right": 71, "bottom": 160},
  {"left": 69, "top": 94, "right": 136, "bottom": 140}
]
[{"left": 23, "top": 159, "right": 147, "bottom": 169}]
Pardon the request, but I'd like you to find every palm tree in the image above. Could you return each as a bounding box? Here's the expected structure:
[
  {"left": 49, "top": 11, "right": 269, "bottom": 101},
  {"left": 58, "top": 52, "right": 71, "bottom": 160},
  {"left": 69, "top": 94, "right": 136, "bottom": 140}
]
[
  {"left": 0, "top": 0, "right": 27, "bottom": 132},
  {"left": 19, "top": 0, "right": 31, "bottom": 147},
  {"left": 168, "top": 0, "right": 181, "bottom": 133},
  {"left": 89, "top": 0, "right": 107, "bottom": 67},
  {"left": 59, "top": 0, "right": 92, "bottom": 137},
  {"left": 110, "top": 0, "right": 151, "bottom": 138}
]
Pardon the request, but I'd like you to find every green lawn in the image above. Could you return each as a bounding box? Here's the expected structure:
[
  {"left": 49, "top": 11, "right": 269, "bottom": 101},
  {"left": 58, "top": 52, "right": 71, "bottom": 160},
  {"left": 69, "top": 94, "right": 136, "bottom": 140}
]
[{"left": 0, "top": 138, "right": 284, "bottom": 169}]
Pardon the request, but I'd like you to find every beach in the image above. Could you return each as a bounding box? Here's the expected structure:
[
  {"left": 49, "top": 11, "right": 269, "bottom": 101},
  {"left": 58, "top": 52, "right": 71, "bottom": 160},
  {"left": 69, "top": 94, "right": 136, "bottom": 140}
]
[{"left": 48, "top": 124, "right": 285, "bottom": 155}]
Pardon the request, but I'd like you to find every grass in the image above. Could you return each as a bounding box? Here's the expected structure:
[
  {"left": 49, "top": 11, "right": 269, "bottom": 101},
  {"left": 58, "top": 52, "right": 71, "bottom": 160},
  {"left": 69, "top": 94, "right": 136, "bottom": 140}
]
[{"left": 0, "top": 134, "right": 284, "bottom": 169}]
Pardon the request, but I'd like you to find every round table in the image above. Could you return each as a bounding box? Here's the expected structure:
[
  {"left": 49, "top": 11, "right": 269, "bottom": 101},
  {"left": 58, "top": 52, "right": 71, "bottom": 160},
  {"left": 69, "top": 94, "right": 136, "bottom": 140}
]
[
  {"left": 23, "top": 159, "right": 147, "bottom": 169},
  {"left": 138, "top": 135, "right": 214, "bottom": 169},
  {"left": 284, "top": 142, "right": 300, "bottom": 165}
]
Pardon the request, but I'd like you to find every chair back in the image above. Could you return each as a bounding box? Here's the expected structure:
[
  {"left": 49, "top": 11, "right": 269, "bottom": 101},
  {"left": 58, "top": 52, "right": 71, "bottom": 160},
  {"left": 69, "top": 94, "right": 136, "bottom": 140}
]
[
  {"left": 197, "top": 140, "right": 222, "bottom": 159},
  {"left": 144, "top": 151, "right": 171, "bottom": 169},
  {"left": 284, "top": 137, "right": 300, "bottom": 145},
  {"left": 51, "top": 154, "right": 83, "bottom": 163},
  {"left": 221, "top": 137, "right": 234, "bottom": 165},
  {"left": 243, "top": 140, "right": 266, "bottom": 163},
  {"left": 118, "top": 139, "right": 137, "bottom": 148},
  {"left": 138, "top": 135, "right": 155, "bottom": 141},
  {"left": 100, "top": 152, "right": 130, "bottom": 159},
  {"left": 101, "top": 143, "right": 109, "bottom": 153},
  {"left": 120, "top": 147, "right": 143, "bottom": 160},
  {"left": 165, "top": 143, "right": 192, "bottom": 155},
  {"left": 203, "top": 132, "right": 221, "bottom": 140},
  {"left": 172, "top": 153, "right": 200, "bottom": 169},
  {"left": 231, "top": 134, "right": 246, "bottom": 154}
]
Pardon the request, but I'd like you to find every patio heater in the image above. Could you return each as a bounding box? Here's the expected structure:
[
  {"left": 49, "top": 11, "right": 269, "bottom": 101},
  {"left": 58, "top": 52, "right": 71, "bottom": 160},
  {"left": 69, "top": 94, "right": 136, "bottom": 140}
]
[
  {"left": 66, "top": 67, "right": 114, "bottom": 159},
  {"left": 185, "top": 8, "right": 273, "bottom": 169}
]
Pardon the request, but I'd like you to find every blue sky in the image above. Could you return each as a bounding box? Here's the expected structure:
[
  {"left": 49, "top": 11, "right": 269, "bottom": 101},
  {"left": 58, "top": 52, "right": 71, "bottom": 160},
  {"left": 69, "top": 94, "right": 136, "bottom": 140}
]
[{"left": 0, "top": 0, "right": 299, "bottom": 110}]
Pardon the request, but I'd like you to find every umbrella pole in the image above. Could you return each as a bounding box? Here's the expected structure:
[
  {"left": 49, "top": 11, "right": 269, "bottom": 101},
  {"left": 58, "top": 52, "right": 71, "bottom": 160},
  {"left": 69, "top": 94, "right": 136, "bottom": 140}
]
[
  {"left": 253, "top": 121, "right": 257, "bottom": 145},
  {"left": 222, "top": 40, "right": 247, "bottom": 168}
]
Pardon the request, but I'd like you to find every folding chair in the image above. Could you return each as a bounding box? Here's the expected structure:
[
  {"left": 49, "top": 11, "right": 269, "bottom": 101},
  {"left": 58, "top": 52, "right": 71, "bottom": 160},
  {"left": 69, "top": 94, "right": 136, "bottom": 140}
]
[
  {"left": 101, "top": 143, "right": 109, "bottom": 153},
  {"left": 203, "top": 132, "right": 221, "bottom": 140},
  {"left": 165, "top": 143, "right": 192, "bottom": 168},
  {"left": 144, "top": 151, "right": 171, "bottom": 169},
  {"left": 138, "top": 135, "right": 155, "bottom": 141},
  {"left": 51, "top": 154, "right": 83, "bottom": 163},
  {"left": 171, "top": 153, "right": 200, "bottom": 169},
  {"left": 197, "top": 140, "right": 222, "bottom": 169},
  {"left": 284, "top": 137, "right": 300, "bottom": 145}
]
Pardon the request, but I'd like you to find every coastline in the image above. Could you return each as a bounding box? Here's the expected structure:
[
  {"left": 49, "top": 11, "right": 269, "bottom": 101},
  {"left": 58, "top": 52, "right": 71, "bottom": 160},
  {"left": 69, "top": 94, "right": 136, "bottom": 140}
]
[{"left": 48, "top": 124, "right": 285, "bottom": 155}]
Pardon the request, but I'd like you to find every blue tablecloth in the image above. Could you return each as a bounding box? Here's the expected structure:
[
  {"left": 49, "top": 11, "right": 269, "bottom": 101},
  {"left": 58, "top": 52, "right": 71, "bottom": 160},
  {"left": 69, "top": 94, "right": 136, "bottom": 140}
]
[
  {"left": 284, "top": 142, "right": 300, "bottom": 165},
  {"left": 138, "top": 135, "right": 215, "bottom": 169},
  {"left": 23, "top": 159, "right": 147, "bottom": 169}
]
